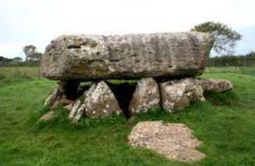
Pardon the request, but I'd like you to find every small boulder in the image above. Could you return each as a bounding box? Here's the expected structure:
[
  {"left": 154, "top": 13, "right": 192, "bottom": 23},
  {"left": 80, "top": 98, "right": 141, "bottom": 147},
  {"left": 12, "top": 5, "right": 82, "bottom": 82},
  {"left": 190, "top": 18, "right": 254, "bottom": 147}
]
[
  {"left": 128, "top": 121, "right": 205, "bottom": 162},
  {"left": 129, "top": 78, "right": 160, "bottom": 114},
  {"left": 160, "top": 78, "right": 205, "bottom": 112},
  {"left": 199, "top": 79, "right": 233, "bottom": 92}
]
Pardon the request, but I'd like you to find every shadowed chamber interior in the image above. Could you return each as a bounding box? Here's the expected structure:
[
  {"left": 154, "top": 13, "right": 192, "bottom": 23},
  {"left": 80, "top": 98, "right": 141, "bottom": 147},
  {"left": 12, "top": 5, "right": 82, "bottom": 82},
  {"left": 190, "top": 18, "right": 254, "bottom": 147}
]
[
  {"left": 61, "top": 80, "right": 137, "bottom": 118},
  {"left": 76, "top": 82, "right": 92, "bottom": 97},
  {"left": 59, "top": 80, "right": 81, "bottom": 100},
  {"left": 107, "top": 81, "right": 137, "bottom": 118}
]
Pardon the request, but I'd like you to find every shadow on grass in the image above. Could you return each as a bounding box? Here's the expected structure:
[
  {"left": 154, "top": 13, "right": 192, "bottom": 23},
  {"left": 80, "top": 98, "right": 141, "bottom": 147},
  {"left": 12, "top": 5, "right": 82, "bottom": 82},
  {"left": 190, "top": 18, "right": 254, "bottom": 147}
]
[{"left": 204, "top": 90, "right": 239, "bottom": 107}]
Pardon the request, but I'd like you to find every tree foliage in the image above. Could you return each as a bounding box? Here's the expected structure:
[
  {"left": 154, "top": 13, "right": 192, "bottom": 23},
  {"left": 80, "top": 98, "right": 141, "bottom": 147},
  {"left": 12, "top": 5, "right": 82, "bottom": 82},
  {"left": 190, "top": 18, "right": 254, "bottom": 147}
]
[
  {"left": 208, "top": 51, "right": 255, "bottom": 67},
  {"left": 23, "top": 45, "right": 42, "bottom": 62},
  {"left": 0, "top": 56, "right": 23, "bottom": 66},
  {"left": 191, "top": 21, "right": 242, "bottom": 55}
]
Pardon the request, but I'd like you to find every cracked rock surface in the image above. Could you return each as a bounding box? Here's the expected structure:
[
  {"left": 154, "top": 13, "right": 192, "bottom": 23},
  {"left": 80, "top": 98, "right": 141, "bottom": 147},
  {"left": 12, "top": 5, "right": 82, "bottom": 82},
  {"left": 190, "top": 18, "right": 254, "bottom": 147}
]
[
  {"left": 82, "top": 81, "right": 122, "bottom": 118},
  {"left": 129, "top": 78, "right": 160, "bottom": 114},
  {"left": 41, "top": 32, "right": 214, "bottom": 80},
  {"left": 199, "top": 79, "right": 233, "bottom": 92},
  {"left": 160, "top": 78, "right": 205, "bottom": 112},
  {"left": 128, "top": 121, "right": 205, "bottom": 162}
]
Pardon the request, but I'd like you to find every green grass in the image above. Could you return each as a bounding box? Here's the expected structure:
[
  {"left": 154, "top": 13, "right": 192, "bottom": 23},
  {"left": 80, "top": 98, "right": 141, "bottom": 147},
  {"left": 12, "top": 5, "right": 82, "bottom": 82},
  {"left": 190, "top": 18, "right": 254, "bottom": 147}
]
[
  {"left": 0, "top": 66, "right": 41, "bottom": 85},
  {"left": 0, "top": 66, "right": 255, "bottom": 166}
]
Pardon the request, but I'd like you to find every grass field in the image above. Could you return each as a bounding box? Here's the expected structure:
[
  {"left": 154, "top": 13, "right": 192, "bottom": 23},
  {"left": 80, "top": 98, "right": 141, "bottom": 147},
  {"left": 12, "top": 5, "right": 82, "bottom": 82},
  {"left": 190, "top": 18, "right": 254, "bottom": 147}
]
[{"left": 0, "top": 66, "right": 255, "bottom": 166}]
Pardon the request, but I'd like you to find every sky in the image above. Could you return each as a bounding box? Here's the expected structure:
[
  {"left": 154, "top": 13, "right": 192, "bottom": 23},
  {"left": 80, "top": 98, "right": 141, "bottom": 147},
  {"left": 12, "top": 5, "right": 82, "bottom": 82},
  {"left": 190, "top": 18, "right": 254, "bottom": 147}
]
[{"left": 0, "top": 0, "right": 255, "bottom": 59}]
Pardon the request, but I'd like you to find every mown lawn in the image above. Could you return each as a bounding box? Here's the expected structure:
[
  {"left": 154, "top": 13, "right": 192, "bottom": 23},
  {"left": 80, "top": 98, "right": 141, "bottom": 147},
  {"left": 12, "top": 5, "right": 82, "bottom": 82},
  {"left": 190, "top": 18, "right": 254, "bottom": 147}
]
[{"left": 0, "top": 66, "right": 255, "bottom": 166}]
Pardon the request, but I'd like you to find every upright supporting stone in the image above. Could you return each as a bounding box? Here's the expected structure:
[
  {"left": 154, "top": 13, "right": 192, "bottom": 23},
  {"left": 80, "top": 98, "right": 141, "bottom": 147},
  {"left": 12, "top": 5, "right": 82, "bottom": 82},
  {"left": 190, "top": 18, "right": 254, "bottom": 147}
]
[
  {"left": 83, "top": 81, "right": 122, "bottom": 118},
  {"left": 160, "top": 78, "right": 205, "bottom": 112},
  {"left": 43, "top": 86, "right": 60, "bottom": 107},
  {"left": 68, "top": 100, "right": 82, "bottom": 120},
  {"left": 72, "top": 104, "right": 86, "bottom": 123},
  {"left": 71, "top": 84, "right": 96, "bottom": 123},
  {"left": 129, "top": 78, "right": 160, "bottom": 114}
]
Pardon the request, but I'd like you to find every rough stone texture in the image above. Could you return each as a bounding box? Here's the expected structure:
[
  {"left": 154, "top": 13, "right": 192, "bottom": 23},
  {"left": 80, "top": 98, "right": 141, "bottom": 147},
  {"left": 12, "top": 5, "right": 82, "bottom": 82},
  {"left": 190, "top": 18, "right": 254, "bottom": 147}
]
[
  {"left": 199, "top": 79, "right": 233, "bottom": 92},
  {"left": 72, "top": 103, "right": 86, "bottom": 123},
  {"left": 71, "top": 86, "right": 95, "bottom": 123},
  {"left": 41, "top": 32, "right": 214, "bottom": 80},
  {"left": 128, "top": 121, "right": 205, "bottom": 162},
  {"left": 76, "top": 81, "right": 122, "bottom": 119},
  {"left": 43, "top": 87, "right": 60, "bottom": 107},
  {"left": 39, "top": 111, "right": 56, "bottom": 122},
  {"left": 160, "top": 78, "right": 205, "bottom": 112},
  {"left": 68, "top": 100, "right": 82, "bottom": 120},
  {"left": 129, "top": 78, "right": 160, "bottom": 114}
]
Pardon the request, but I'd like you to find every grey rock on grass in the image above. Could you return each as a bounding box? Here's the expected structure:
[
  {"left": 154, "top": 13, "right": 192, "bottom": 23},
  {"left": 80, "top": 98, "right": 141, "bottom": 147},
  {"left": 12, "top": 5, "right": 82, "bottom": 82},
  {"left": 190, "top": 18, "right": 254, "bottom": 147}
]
[
  {"left": 84, "top": 81, "right": 122, "bottom": 118},
  {"left": 199, "top": 79, "right": 233, "bottom": 92},
  {"left": 129, "top": 78, "right": 160, "bottom": 114},
  {"left": 41, "top": 32, "right": 214, "bottom": 80},
  {"left": 160, "top": 78, "right": 205, "bottom": 112},
  {"left": 128, "top": 121, "right": 205, "bottom": 162}
]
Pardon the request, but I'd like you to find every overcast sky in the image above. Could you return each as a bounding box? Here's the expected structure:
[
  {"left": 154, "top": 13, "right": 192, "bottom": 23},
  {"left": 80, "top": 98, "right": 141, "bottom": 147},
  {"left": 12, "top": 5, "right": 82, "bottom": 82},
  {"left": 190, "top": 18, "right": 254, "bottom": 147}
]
[{"left": 1, "top": 0, "right": 255, "bottom": 59}]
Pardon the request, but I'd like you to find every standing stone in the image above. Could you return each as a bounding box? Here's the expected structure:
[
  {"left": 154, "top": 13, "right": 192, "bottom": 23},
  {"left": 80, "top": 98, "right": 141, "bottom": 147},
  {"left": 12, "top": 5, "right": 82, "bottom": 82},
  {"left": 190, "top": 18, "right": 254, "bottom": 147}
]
[
  {"left": 41, "top": 32, "right": 214, "bottom": 80},
  {"left": 82, "top": 81, "right": 122, "bottom": 118},
  {"left": 68, "top": 100, "right": 82, "bottom": 120},
  {"left": 43, "top": 86, "right": 60, "bottom": 107},
  {"left": 160, "top": 78, "right": 205, "bottom": 112},
  {"left": 72, "top": 103, "right": 86, "bottom": 123},
  {"left": 129, "top": 78, "right": 160, "bottom": 114},
  {"left": 199, "top": 79, "right": 233, "bottom": 92},
  {"left": 71, "top": 84, "right": 96, "bottom": 123}
]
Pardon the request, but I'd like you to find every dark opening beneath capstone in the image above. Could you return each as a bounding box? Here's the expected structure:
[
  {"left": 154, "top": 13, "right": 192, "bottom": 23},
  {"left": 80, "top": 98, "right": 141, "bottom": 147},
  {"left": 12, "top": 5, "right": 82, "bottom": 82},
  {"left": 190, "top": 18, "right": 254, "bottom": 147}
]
[
  {"left": 61, "top": 80, "right": 137, "bottom": 119},
  {"left": 107, "top": 81, "right": 137, "bottom": 118}
]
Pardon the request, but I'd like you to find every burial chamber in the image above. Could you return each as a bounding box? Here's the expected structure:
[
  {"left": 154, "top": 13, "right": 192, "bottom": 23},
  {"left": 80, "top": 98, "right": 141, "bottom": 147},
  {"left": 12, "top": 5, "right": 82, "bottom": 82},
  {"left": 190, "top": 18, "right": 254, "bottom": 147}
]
[{"left": 40, "top": 32, "right": 232, "bottom": 122}]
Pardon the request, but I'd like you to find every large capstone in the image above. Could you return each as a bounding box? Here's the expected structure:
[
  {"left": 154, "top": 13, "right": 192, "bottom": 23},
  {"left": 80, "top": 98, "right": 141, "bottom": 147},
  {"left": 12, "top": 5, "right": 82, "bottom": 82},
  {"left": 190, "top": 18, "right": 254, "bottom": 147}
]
[{"left": 41, "top": 32, "right": 214, "bottom": 80}]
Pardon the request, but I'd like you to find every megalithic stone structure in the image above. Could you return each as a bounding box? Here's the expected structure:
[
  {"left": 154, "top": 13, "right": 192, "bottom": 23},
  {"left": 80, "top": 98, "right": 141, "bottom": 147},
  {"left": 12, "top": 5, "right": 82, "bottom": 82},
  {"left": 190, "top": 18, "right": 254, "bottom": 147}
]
[
  {"left": 40, "top": 32, "right": 214, "bottom": 80},
  {"left": 39, "top": 31, "right": 233, "bottom": 123}
]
